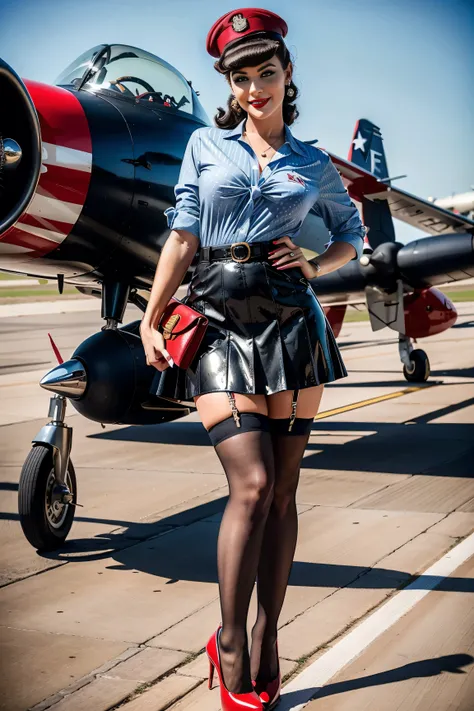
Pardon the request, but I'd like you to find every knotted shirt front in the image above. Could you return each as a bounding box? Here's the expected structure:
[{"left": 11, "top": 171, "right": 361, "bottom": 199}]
[{"left": 165, "top": 119, "right": 365, "bottom": 259}]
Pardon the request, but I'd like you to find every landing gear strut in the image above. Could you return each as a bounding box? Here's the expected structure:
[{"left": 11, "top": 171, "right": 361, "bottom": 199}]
[
  {"left": 399, "top": 335, "right": 431, "bottom": 383},
  {"left": 18, "top": 395, "right": 77, "bottom": 551},
  {"left": 18, "top": 279, "right": 131, "bottom": 551}
]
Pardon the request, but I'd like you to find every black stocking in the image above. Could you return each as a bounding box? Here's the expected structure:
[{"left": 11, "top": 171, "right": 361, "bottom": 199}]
[
  {"left": 250, "top": 422, "right": 312, "bottom": 682},
  {"left": 210, "top": 416, "right": 275, "bottom": 694}
]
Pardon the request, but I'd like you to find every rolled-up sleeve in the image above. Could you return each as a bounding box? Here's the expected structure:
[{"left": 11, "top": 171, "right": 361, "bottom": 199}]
[
  {"left": 312, "top": 155, "right": 365, "bottom": 260},
  {"left": 164, "top": 130, "right": 201, "bottom": 240}
]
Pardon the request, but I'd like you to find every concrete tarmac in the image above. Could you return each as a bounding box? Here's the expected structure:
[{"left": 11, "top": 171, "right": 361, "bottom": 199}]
[{"left": 0, "top": 302, "right": 473, "bottom": 711}]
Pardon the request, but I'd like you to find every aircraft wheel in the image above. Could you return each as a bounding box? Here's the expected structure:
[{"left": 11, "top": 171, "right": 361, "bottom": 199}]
[
  {"left": 18, "top": 445, "right": 77, "bottom": 551},
  {"left": 403, "top": 349, "right": 430, "bottom": 383}
]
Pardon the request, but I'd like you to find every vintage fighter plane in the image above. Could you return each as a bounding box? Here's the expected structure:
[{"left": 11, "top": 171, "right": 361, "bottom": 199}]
[{"left": 1, "top": 45, "right": 473, "bottom": 550}]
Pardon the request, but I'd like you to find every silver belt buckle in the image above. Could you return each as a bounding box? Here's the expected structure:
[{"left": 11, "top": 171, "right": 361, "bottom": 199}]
[{"left": 230, "top": 242, "right": 251, "bottom": 263}]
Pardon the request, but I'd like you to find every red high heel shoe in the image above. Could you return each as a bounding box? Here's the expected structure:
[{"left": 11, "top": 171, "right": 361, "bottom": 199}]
[
  {"left": 252, "top": 640, "right": 281, "bottom": 710},
  {"left": 206, "top": 625, "right": 263, "bottom": 710}
]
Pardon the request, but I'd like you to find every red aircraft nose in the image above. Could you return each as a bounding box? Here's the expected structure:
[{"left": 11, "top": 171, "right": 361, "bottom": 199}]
[{"left": 0, "top": 60, "right": 92, "bottom": 267}]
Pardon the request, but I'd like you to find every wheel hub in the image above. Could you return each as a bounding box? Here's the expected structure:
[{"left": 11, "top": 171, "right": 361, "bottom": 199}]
[{"left": 45, "top": 470, "right": 73, "bottom": 528}]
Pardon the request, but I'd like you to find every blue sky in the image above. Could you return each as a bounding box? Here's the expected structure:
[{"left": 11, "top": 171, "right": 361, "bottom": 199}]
[{"left": 1, "top": 0, "right": 473, "bottom": 243}]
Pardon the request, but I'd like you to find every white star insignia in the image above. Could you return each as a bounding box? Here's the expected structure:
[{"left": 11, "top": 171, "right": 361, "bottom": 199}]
[{"left": 352, "top": 131, "right": 367, "bottom": 152}]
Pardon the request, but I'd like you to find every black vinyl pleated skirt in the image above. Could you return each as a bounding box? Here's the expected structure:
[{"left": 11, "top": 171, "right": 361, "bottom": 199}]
[{"left": 153, "top": 249, "right": 347, "bottom": 402}]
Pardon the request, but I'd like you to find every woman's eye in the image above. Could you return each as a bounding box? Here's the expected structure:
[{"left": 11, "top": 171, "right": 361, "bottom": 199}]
[{"left": 234, "top": 71, "right": 274, "bottom": 83}]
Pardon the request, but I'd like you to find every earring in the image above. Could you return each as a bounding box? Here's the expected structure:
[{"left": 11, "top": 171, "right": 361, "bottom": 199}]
[
  {"left": 231, "top": 97, "right": 241, "bottom": 111},
  {"left": 286, "top": 84, "right": 295, "bottom": 98}
]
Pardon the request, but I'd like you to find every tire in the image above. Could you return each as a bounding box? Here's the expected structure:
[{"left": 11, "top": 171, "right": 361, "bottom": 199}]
[
  {"left": 403, "top": 349, "right": 431, "bottom": 383},
  {"left": 18, "top": 445, "right": 77, "bottom": 551}
]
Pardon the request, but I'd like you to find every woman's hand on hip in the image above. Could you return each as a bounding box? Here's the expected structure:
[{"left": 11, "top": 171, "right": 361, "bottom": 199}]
[
  {"left": 268, "top": 236, "right": 319, "bottom": 280},
  {"left": 139, "top": 323, "right": 174, "bottom": 371}
]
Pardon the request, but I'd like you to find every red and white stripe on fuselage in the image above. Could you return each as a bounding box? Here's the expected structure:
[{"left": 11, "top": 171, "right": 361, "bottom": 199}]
[{"left": 0, "top": 81, "right": 92, "bottom": 261}]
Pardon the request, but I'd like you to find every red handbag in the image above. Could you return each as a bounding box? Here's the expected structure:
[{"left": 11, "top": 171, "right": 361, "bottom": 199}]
[{"left": 158, "top": 297, "right": 208, "bottom": 369}]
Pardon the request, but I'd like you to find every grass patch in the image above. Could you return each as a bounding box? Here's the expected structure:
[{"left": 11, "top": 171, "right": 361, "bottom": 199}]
[
  {"left": 442, "top": 289, "right": 474, "bottom": 302},
  {"left": 343, "top": 309, "right": 370, "bottom": 322},
  {"left": 0, "top": 272, "right": 27, "bottom": 281},
  {"left": 0, "top": 287, "right": 78, "bottom": 298}
]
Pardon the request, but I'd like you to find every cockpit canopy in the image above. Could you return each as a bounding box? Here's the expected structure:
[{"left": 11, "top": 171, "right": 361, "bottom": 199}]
[{"left": 55, "top": 44, "right": 209, "bottom": 123}]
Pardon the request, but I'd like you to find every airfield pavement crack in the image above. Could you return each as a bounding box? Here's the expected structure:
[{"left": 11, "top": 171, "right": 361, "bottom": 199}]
[
  {"left": 109, "top": 677, "right": 203, "bottom": 711},
  {"left": 275, "top": 508, "right": 455, "bottom": 654},
  {"left": 1, "top": 484, "right": 227, "bottom": 590},
  {"left": 29, "top": 646, "right": 142, "bottom": 711},
  {"left": 141, "top": 595, "right": 220, "bottom": 648},
  {"left": 275, "top": 515, "right": 473, "bottom": 692},
  {"left": 347, "top": 474, "right": 412, "bottom": 509},
  {"left": 0, "top": 561, "right": 68, "bottom": 590}
]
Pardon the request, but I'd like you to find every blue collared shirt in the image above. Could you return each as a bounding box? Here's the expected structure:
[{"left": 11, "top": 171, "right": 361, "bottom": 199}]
[{"left": 165, "top": 119, "right": 364, "bottom": 259}]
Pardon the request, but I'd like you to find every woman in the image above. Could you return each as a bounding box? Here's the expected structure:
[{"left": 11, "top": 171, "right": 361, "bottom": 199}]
[{"left": 140, "top": 8, "right": 365, "bottom": 710}]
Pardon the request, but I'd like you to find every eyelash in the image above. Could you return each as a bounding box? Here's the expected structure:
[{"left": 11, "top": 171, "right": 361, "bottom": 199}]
[{"left": 234, "top": 71, "right": 274, "bottom": 83}]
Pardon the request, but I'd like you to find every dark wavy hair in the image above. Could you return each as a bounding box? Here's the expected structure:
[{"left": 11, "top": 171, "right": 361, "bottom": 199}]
[{"left": 213, "top": 33, "right": 299, "bottom": 129}]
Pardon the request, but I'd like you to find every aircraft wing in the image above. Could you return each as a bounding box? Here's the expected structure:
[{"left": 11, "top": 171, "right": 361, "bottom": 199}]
[{"left": 326, "top": 151, "right": 474, "bottom": 236}]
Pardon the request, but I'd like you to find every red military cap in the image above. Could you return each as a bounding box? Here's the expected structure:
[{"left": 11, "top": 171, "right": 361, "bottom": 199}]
[{"left": 206, "top": 7, "right": 288, "bottom": 58}]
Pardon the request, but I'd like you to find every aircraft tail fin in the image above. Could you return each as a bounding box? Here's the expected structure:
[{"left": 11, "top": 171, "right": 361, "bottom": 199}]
[
  {"left": 349, "top": 119, "right": 395, "bottom": 247},
  {"left": 349, "top": 118, "right": 389, "bottom": 179}
]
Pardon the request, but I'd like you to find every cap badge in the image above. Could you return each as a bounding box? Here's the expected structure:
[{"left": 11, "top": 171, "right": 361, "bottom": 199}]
[{"left": 231, "top": 13, "right": 250, "bottom": 32}]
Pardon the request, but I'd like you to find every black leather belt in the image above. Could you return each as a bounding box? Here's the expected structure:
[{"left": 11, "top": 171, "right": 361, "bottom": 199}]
[{"left": 198, "top": 241, "right": 273, "bottom": 264}]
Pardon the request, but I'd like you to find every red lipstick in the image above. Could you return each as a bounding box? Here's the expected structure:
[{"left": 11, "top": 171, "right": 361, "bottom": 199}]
[{"left": 249, "top": 98, "right": 270, "bottom": 109}]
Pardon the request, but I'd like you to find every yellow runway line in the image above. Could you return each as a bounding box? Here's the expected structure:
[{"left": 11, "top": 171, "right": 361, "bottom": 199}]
[{"left": 314, "top": 383, "right": 439, "bottom": 421}]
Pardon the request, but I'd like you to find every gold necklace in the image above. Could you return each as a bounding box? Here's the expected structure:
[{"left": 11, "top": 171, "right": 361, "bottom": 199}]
[{"left": 243, "top": 130, "right": 281, "bottom": 158}]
